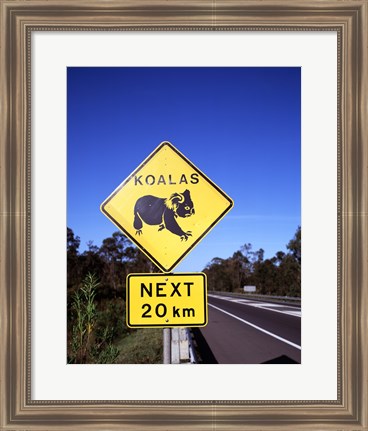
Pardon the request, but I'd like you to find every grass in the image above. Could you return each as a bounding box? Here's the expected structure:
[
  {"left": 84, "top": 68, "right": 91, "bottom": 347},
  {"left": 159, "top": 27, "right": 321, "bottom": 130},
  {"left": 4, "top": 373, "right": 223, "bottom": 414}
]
[{"left": 115, "top": 328, "right": 163, "bottom": 364}]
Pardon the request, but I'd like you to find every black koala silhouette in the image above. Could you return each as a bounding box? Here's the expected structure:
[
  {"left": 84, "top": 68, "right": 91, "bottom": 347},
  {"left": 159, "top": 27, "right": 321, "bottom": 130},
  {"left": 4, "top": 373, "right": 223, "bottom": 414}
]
[{"left": 133, "top": 190, "right": 195, "bottom": 241}]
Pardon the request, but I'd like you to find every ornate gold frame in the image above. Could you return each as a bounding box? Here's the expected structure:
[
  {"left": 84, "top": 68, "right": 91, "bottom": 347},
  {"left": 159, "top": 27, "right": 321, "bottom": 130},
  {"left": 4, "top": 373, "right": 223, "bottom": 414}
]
[{"left": 1, "top": 0, "right": 367, "bottom": 429}]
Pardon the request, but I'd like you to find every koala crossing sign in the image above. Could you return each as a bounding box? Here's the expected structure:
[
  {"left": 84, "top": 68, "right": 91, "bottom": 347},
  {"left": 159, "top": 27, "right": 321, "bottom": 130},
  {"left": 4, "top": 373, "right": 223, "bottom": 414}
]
[{"left": 100, "top": 141, "right": 233, "bottom": 273}]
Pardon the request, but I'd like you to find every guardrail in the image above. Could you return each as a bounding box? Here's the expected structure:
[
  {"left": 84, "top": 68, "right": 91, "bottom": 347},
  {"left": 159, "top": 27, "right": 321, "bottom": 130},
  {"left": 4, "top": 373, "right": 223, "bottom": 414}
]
[{"left": 208, "top": 290, "right": 301, "bottom": 305}]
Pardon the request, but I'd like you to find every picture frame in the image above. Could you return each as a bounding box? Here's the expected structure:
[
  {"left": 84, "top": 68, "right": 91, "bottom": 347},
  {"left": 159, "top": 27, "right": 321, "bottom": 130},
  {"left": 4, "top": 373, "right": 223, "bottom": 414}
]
[{"left": 0, "top": 0, "right": 367, "bottom": 429}]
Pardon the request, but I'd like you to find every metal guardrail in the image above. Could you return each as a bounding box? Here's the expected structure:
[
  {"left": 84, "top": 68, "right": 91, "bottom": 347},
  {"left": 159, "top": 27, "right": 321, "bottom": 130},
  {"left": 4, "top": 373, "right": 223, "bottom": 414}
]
[
  {"left": 187, "top": 328, "right": 198, "bottom": 364},
  {"left": 208, "top": 290, "right": 301, "bottom": 305}
]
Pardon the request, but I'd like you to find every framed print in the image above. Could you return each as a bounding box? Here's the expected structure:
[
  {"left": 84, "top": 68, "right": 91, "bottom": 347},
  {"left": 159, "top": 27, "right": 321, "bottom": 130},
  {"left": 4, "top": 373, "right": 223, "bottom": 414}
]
[{"left": 1, "top": 0, "right": 367, "bottom": 429}]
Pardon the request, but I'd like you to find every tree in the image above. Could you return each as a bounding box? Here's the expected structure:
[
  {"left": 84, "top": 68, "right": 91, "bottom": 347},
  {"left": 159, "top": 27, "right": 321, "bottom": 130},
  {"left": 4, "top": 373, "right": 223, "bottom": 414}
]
[
  {"left": 278, "top": 254, "right": 301, "bottom": 296},
  {"left": 126, "top": 246, "right": 158, "bottom": 274},
  {"left": 67, "top": 228, "right": 81, "bottom": 289},
  {"left": 252, "top": 258, "right": 278, "bottom": 295},
  {"left": 204, "top": 257, "right": 231, "bottom": 291},
  {"left": 99, "top": 232, "right": 130, "bottom": 293},
  {"left": 99, "top": 231, "right": 127, "bottom": 262},
  {"left": 202, "top": 228, "right": 301, "bottom": 296},
  {"left": 287, "top": 226, "right": 301, "bottom": 264},
  {"left": 67, "top": 227, "right": 80, "bottom": 254},
  {"left": 78, "top": 241, "right": 105, "bottom": 292}
]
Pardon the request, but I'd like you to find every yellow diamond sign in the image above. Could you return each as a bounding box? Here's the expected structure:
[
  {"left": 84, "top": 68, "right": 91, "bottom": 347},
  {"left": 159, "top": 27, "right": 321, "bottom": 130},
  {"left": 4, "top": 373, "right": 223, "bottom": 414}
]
[{"left": 100, "top": 141, "right": 233, "bottom": 272}]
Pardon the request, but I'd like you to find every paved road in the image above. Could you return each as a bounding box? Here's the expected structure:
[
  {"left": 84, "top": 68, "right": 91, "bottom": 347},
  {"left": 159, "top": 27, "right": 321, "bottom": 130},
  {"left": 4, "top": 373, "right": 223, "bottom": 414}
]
[{"left": 193, "top": 294, "right": 301, "bottom": 364}]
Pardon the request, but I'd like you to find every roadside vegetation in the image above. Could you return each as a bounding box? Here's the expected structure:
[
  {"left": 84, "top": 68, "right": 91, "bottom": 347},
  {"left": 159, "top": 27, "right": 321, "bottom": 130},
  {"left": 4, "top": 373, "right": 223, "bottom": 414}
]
[
  {"left": 204, "top": 227, "right": 301, "bottom": 297},
  {"left": 67, "top": 228, "right": 161, "bottom": 364},
  {"left": 67, "top": 226, "right": 300, "bottom": 364}
]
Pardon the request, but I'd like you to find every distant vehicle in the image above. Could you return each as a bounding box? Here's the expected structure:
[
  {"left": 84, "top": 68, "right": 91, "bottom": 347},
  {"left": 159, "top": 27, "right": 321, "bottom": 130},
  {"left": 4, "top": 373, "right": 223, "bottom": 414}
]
[{"left": 243, "top": 285, "right": 256, "bottom": 293}]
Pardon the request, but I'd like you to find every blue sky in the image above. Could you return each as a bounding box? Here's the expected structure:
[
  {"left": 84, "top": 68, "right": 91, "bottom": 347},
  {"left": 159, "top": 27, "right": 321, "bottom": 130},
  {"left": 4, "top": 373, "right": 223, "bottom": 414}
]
[{"left": 67, "top": 67, "right": 300, "bottom": 272}]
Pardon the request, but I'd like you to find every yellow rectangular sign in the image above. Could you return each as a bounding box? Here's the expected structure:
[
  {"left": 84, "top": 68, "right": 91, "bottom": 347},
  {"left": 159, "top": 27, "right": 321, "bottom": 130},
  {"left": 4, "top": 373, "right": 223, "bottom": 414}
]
[{"left": 126, "top": 273, "right": 207, "bottom": 328}]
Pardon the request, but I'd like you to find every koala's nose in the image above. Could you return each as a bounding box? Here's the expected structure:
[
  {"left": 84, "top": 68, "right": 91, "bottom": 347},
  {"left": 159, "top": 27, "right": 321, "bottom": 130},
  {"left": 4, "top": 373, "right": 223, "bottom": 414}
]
[{"left": 191, "top": 208, "right": 195, "bottom": 215}]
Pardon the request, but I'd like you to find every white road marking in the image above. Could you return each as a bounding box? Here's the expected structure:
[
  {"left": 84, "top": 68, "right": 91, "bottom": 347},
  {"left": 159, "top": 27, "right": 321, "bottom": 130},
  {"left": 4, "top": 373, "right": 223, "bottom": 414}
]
[
  {"left": 248, "top": 304, "right": 301, "bottom": 318},
  {"left": 208, "top": 303, "right": 301, "bottom": 350},
  {"left": 208, "top": 294, "right": 301, "bottom": 318},
  {"left": 257, "top": 306, "right": 301, "bottom": 317},
  {"left": 252, "top": 303, "right": 284, "bottom": 307}
]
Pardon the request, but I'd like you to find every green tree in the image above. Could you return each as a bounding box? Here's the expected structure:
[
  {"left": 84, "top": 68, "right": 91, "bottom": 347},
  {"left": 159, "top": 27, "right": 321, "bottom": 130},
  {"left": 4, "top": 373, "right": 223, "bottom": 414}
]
[
  {"left": 252, "top": 258, "right": 277, "bottom": 294},
  {"left": 287, "top": 226, "right": 301, "bottom": 264},
  {"left": 278, "top": 254, "right": 301, "bottom": 296},
  {"left": 202, "top": 228, "right": 301, "bottom": 296},
  {"left": 80, "top": 241, "right": 105, "bottom": 280},
  {"left": 126, "top": 246, "right": 157, "bottom": 274},
  {"left": 67, "top": 227, "right": 81, "bottom": 288},
  {"left": 204, "top": 257, "right": 232, "bottom": 291},
  {"left": 99, "top": 232, "right": 130, "bottom": 293}
]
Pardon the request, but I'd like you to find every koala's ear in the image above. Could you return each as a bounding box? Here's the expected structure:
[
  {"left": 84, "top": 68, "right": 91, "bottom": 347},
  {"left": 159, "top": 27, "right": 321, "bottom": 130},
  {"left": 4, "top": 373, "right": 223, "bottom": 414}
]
[
  {"left": 172, "top": 193, "right": 185, "bottom": 203},
  {"left": 166, "top": 193, "right": 183, "bottom": 210},
  {"left": 170, "top": 193, "right": 182, "bottom": 203}
]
